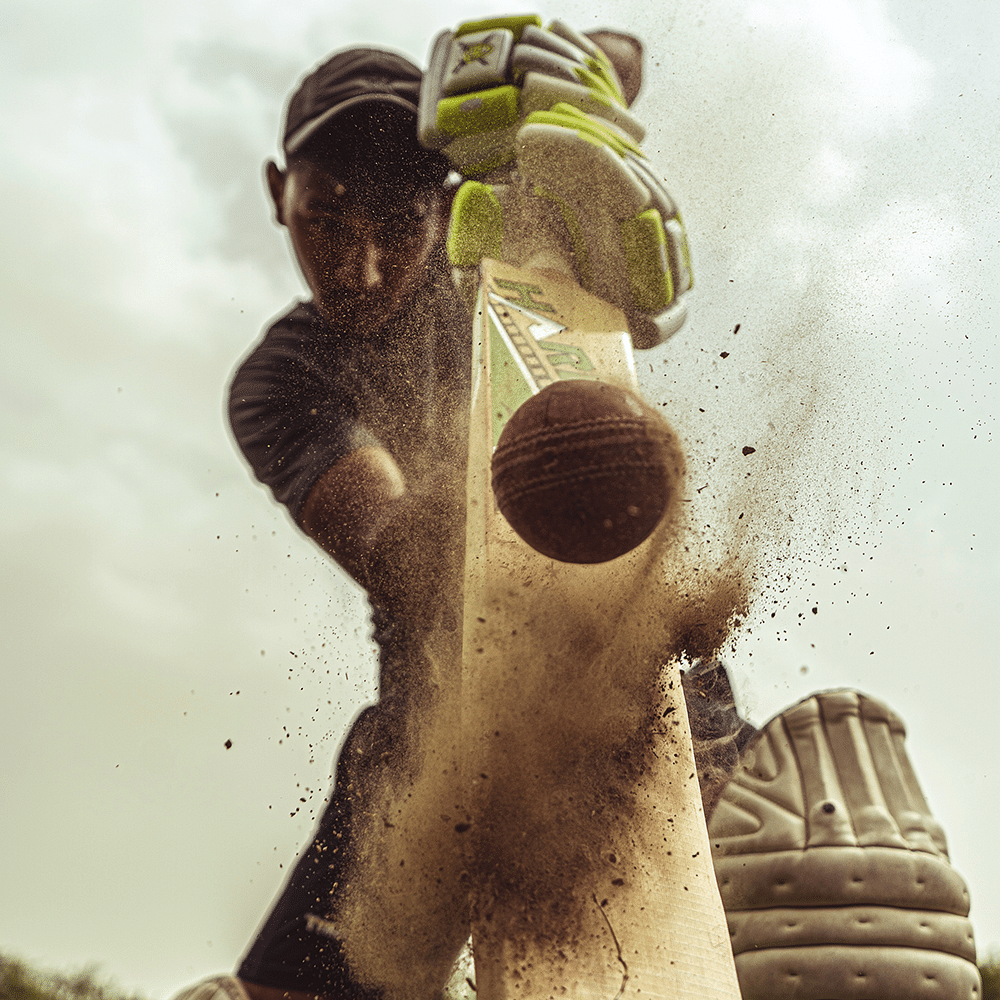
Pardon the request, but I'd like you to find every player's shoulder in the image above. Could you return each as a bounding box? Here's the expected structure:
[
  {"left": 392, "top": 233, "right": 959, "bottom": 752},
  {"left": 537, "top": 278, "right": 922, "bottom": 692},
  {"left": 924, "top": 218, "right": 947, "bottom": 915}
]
[
  {"left": 240, "top": 300, "right": 331, "bottom": 367},
  {"left": 262, "top": 299, "right": 325, "bottom": 344},
  {"left": 229, "top": 300, "right": 337, "bottom": 404}
]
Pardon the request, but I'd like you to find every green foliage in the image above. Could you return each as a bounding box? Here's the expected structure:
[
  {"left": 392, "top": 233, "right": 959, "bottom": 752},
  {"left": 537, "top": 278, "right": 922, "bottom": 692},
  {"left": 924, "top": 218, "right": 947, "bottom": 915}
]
[
  {"left": 0, "top": 955, "right": 146, "bottom": 1000},
  {"left": 982, "top": 954, "right": 1000, "bottom": 1000}
]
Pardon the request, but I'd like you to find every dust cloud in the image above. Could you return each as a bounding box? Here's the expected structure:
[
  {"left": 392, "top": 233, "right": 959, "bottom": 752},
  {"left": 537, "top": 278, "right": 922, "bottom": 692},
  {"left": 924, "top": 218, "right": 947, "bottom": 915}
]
[
  {"left": 315, "top": 69, "right": 900, "bottom": 994},
  {"left": 324, "top": 407, "right": 759, "bottom": 997},
  {"left": 314, "top": 268, "right": 895, "bottom": 999}
]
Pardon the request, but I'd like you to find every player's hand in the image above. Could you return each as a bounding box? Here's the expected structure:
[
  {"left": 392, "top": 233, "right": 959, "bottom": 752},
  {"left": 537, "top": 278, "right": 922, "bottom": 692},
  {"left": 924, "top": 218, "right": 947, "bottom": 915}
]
[
  {"left": 359, "top": 472, "right": 465, "bottom": 633},
  {"left": 442, "top": 105, "right": 693, "bottom": 348},
  {"left": 418, "top": 14, "right": 644, "bottom": 177},
  {"left": 420, "top": 16, "right": 693, "bottom": 347}
]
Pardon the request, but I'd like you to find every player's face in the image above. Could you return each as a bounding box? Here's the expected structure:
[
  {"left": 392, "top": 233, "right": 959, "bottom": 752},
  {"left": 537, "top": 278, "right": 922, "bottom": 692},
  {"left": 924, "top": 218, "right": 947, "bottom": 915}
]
[{"left": 269, "top": 159, "right": 446, "bottom": 330}]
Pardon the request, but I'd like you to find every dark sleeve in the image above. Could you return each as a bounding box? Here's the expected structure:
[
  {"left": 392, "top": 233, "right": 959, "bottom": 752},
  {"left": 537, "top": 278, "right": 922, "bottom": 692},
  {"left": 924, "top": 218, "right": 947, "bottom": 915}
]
[{"left": 227, "top": 304, "right": 380, "bottom": 525}]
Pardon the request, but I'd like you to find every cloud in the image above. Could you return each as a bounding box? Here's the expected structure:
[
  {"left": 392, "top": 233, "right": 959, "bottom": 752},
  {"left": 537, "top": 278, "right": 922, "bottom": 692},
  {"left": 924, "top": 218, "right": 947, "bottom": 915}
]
[{"left": 744, "top": 0, "right": 933, "bottom": 129}]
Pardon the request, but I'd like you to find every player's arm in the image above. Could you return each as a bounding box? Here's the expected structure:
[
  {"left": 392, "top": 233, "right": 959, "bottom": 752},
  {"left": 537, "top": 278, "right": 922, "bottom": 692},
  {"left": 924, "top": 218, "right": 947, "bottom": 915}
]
[
  {"left": 300, "top": 449, "right": 463, "bottom": 617},
  {"left": 299, "top": 446, "right": 405, "bottom": 587},
  {"left": 228, "top": 332, "right": 448, "bottom": 604}
]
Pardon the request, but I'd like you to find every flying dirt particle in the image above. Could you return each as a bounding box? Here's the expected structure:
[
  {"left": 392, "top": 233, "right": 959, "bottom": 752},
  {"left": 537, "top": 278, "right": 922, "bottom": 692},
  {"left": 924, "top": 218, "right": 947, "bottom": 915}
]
[
  {"left": 720, "top": 352, "right": 730, "bottom": 359},
  {"left": 742, "top": 446, "right": 756, "bottom": 456},
  {"left": 224, "top": 739, "right": 232, "bottom": 749}
]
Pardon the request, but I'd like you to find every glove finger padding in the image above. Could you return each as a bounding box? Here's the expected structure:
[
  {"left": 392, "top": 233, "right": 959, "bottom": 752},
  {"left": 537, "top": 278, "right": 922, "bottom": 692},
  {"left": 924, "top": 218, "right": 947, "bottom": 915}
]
[
  {"left": 517, "top": 107, "right": 692, "bottom": 347},
  {"left": 444, "top": 108, "right": 693, "bottom": 348},
  {"left": 419, "top": 14, "right": 644, "bottom": 177},
  {"left": 709, "top": 690, "right": 981, "bottom": 1000}
]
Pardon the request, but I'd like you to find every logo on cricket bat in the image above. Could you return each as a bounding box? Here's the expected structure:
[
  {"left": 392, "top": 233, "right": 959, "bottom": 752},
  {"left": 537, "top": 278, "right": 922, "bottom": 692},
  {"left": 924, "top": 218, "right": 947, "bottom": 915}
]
[{"left": 486, "top": 275, "right": 602, "bottom": 444}]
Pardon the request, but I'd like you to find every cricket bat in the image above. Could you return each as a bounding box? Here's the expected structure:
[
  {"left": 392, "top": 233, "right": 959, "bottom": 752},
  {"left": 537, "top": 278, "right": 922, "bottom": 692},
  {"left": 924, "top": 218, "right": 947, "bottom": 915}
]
[{"left": 453, "top": 186, "right": 742, "bottom": 1000}]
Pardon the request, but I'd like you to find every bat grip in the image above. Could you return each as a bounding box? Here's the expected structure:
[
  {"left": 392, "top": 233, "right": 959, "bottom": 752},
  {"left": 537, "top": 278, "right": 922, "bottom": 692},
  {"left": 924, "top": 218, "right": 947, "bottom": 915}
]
[
  {"left": 521, "top": 245, "right": 575, "bottom": 277},
  {"left": 477, "top": 169, "right": 579, "bottom": 280}
]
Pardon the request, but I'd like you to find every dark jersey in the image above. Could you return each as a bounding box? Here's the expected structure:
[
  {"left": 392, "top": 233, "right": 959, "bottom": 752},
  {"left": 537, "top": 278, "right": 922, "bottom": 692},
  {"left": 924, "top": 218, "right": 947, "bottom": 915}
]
[
  {"left": 229, "top": 258, "right": 469, "bottom": 524},
  {"left": 228, "top": 252, "right": 470, "bottom": 682}
]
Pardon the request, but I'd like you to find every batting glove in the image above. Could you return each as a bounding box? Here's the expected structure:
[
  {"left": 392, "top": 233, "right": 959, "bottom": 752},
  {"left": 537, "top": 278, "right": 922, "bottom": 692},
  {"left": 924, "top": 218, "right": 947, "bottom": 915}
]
[
  {"left": 421, "top": 16, "right": 693, "bottom": 348},
  {"left": 419, "top": 14, "right": 643, "bottom": 176}
]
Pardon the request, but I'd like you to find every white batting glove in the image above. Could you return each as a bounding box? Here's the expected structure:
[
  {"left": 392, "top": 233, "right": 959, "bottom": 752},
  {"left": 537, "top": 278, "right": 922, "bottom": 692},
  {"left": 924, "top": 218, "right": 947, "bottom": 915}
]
[
  {"left": 421, "top": 16, "right": 693, "bottom": 348},
  {"left": 442, "top": 103, "right": 693, "bottom": 348},
  {"left": 419, "top": 14, "right": 644, "bottom": 176}
]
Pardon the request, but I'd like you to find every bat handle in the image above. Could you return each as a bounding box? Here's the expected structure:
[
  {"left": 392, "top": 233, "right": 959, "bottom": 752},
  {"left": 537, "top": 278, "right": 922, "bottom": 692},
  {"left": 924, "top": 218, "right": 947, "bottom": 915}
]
[
  {"left": 476, "top": 170, "right": 580, "bottom": 281},
  {"left": 521, "top": 245, "right": 575, "bottom": 278}
]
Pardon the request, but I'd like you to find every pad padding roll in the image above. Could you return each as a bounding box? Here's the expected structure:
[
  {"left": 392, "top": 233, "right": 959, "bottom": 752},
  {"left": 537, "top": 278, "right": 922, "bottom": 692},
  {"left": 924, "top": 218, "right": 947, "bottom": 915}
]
[
  {"left": 735, "top": 945, "right": 981, "bottom": 1000},
  {"left": 708, "top": 690, "right": 981, "bottom": 1000}
]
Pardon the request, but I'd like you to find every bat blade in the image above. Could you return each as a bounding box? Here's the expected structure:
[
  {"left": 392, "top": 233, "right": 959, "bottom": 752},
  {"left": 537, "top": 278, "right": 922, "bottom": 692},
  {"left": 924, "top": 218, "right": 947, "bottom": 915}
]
[{"left": 458, "top": 258, "right": 741, "bottom": 1000}]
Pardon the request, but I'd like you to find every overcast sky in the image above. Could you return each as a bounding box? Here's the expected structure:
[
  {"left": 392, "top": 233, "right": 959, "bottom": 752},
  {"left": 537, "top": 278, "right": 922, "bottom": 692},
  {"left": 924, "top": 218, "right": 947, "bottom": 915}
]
[{"left": 2, "top": 0, "right": 998, "bottom": 995}]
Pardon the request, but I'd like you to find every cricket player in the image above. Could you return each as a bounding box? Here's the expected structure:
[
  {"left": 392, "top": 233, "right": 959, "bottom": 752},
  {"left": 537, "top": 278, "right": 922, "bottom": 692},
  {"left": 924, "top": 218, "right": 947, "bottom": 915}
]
[
  {"left": 172, "top": 20, "right": 980, "bottom": 1000},
  {"left": 210, "top": 29, "right": 682, "bottom": 1000}
]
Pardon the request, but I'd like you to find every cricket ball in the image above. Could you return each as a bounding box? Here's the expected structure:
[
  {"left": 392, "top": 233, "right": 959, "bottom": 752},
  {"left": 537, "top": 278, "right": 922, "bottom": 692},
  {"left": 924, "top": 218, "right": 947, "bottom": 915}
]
[{"left": 491, "top": 380, "right": 683, "bottom": 564}]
